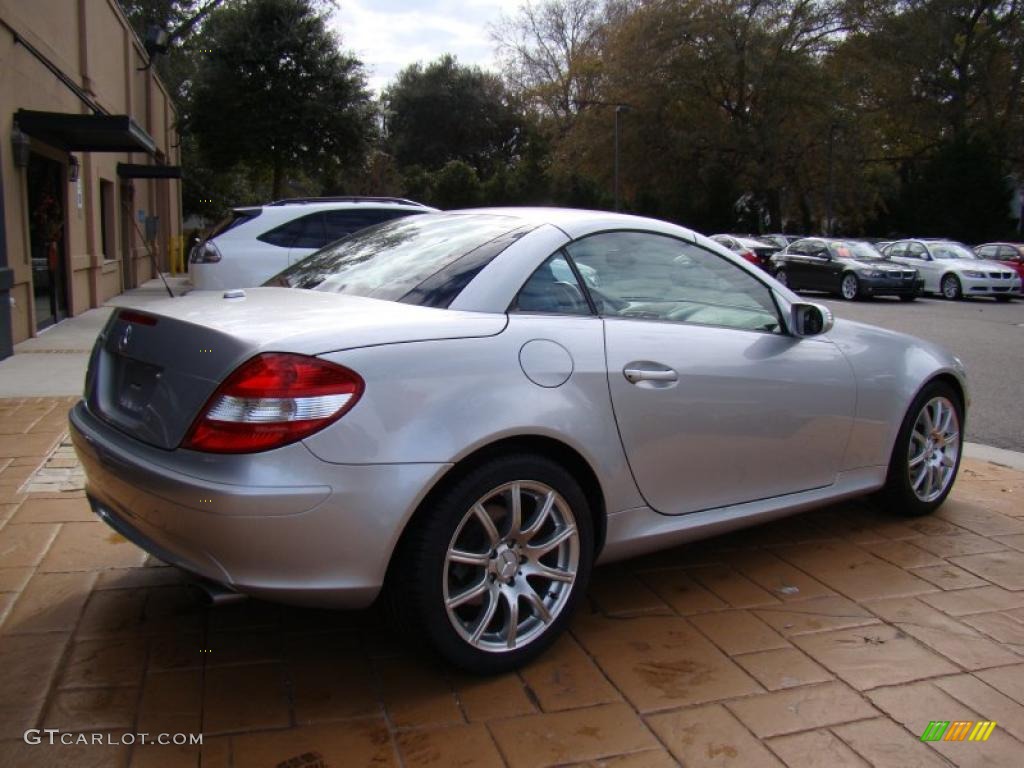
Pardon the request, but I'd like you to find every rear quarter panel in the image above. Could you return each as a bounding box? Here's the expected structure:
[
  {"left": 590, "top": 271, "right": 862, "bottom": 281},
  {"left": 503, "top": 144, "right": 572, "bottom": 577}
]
[{"left": 303, "top": 314, "right": 645, "bottom": 515}]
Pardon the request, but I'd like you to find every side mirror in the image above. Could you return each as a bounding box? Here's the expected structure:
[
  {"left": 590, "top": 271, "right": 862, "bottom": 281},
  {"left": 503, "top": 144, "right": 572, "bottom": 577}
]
[{"left": 791, "top": 302, "right": 834, "bottom": 337}]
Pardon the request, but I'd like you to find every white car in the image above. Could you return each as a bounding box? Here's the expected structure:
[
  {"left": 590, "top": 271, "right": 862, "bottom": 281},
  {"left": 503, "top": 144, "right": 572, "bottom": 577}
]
[
  {"left": 189, "top": 197, "right": 434, "bottom": 290},
  {"left": 884, "top": 239, "right": 1022, "bottom": 301}
]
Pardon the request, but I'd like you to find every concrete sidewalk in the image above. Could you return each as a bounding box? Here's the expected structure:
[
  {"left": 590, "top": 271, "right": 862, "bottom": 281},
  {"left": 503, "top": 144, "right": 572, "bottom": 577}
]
[
  {"left": 0, "top": 277, "right": 190, "bottom": 398},
  {"left": 1, "top": 397, "right": 1024, "bottom": 766}
]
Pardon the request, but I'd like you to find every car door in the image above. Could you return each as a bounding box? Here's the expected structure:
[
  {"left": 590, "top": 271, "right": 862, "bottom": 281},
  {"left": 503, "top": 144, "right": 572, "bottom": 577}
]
[
  {"left": 780, "top": 241, "right": 811, "bottom": 288},
  {"left": 566, "top": 231, "right": 856, "bottom": 515},
  {"left": 802, "top": 240, "right": 836, "bottom": 291},
  {"left": 906, "top": 242, "right": 942, "bottom": 292}
]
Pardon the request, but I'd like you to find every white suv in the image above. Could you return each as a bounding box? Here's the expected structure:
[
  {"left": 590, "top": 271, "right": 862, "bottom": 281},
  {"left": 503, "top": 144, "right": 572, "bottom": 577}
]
[{"left": 189, "top": 197, "right": 434, "bottom": 290}]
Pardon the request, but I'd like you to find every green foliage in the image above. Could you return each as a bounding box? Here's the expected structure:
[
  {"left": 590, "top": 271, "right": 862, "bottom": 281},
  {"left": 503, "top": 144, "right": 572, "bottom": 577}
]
[
  {"left": 384, "top": 55, "right": 522, "bottom": 176},
  {"left": 881, "top": 137, "right": 1013, "bottom": 241},
  {"left": 429, "top": 160, "right": 482, "bottom": 209},
  {"left": 187, "top": 0, "right": 375, "bottom": 199}
]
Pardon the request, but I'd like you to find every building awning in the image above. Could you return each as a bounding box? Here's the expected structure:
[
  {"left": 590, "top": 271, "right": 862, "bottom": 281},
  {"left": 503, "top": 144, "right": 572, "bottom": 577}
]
[
  {"left": 14, "top": 109, "right": 157, "bottom": 154},
  {"left": 117, "top": 163, "right": 181, "bottom": 179}
]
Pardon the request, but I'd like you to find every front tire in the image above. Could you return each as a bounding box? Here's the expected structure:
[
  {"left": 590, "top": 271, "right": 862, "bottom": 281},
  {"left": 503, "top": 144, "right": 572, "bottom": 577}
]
[
  {"left": 840, "top": 272, "right": 860, "bottom": 301},
  {"left": 391, "top": 454, "right": 593, "bottom": 673},
  {"left": 941, "top": 274, "right": 963, "bottom": 300},
  {"left": 879, "top": 381, "right": 963, "bottom": 517}
]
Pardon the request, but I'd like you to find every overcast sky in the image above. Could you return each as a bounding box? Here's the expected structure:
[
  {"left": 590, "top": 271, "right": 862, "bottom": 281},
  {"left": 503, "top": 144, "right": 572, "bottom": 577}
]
[{"left": 330, "top": 0, "right": 525, "bottom": 94}]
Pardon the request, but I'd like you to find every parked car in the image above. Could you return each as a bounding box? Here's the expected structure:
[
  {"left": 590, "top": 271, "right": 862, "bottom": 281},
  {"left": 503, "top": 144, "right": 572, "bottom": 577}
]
[
  {"left": 883, "top": 239, "right": 1022, "bottom": 301},
  {"left": 188, "top": 197, "right": 434, "bottom": 290},
  {"left": 72, "top": 208, "right": 967, "bottom": 673},
  {"left": 758, "top": 234, "right": 801, "bottom": 249},
  {"left": 772, "top": 238, "right": 923, "bottom": 301},
  {"left": 710, "top": 234, "right": 779, "bottom": 270},
  {"left": 974, "top": 242, "right": 1024, "bottom": 286}
]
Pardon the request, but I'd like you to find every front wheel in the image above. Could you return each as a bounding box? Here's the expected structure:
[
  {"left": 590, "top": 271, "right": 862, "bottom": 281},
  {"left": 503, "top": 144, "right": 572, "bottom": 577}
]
[
  {"left": 941, "top": 274, "right": 963, "bottom": 300},
  {"left": 391, "top": 455, "right": 593, "bottom": 673},
  {"left": 840, "top": 272, "right": 860, "bottom": 300},
  {"left": 879, "top": 381, "right": 963, "bottom": 517}
]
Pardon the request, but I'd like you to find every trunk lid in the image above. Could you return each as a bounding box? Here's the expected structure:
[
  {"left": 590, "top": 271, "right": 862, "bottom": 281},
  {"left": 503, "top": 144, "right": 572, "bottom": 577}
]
[{"left": 86, "top": 288, "right": 506, "bottom": 449}]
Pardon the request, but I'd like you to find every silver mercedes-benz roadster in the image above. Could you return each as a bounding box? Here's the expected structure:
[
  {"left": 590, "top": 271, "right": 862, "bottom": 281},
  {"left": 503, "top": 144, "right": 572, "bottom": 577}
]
[{"left": 71, "top": 208, "right": 967, "bottom": 672}]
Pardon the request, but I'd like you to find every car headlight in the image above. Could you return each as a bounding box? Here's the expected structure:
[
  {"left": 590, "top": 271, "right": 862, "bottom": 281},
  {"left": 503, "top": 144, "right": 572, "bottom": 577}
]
[{"left": 961, "top": 270, "right": 984, "bottom": 278}]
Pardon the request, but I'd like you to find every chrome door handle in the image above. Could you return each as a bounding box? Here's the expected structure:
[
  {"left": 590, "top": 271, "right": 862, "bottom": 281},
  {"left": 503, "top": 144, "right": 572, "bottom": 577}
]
[{"left": 624, "top": 367, "right": 678, "bottom": 383}]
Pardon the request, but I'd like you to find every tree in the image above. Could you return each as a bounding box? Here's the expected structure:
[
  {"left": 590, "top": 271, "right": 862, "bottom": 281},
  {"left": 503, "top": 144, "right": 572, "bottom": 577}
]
[
  {"left": 492, "top": 0, "right": 609, "bottom": 129},
  {"left": 188, "top": 0, "right": 375, "bottom": 199},
  {"left": 383, "top": 55, "right": 522, "bottom": 176}
]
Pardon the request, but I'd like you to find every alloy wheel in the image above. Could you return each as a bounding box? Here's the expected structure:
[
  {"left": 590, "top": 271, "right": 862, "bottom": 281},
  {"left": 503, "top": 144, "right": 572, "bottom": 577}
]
[
  {"left": 942, "top": 275, "right": 961, "bottom": 299},
  {"left": 841, "top": 273, "right": 859, "bottom": 300},
  {"left": 907, "top": 396, "right": 960, "bottom": 503},
  {"left": 443, "top": 481, "right": 579, "bottom": 652}
]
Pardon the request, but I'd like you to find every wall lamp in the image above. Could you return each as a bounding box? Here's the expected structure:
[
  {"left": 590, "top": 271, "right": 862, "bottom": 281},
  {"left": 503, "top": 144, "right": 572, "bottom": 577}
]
[
  {"left": 11, "top": 122, "right": 30, "bottom": 168},
  {"left": 68, "top": 154, "right": 80, "bottom": 183}
]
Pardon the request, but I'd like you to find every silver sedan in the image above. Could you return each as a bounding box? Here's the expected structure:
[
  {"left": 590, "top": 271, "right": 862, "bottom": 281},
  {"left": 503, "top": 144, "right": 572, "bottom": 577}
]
[{"left": 71, "top": 208, "right": 968, "bottom": 672}]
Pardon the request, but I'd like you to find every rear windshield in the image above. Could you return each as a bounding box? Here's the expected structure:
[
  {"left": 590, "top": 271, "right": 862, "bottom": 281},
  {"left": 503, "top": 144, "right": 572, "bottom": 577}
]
[
  {"left": 207, "top": 208, "right": 261, "bottom": 240},
  {"left": 265, "top": 213, "right": 528, "bottom": 304}
]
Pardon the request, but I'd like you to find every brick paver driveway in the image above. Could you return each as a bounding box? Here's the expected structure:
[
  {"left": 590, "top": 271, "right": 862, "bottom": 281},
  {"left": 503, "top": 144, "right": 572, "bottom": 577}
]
[{"left": 2, "top": 397, "right": 1024, "bottom": 767}]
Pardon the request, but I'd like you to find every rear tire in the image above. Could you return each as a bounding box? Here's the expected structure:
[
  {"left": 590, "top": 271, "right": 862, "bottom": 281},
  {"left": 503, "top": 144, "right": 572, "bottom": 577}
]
[
  {"left": 389, "top": 454, "right": 593, "bottom": 673},
  {"left": 941, "top": 274, "right": 963, "bottom": 300},
  {"left": 878, "top": 381, "right": 963, "bottom": 517}
]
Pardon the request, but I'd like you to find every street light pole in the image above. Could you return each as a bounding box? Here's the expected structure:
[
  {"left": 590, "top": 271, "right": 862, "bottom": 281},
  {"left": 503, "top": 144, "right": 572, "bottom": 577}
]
[
  {"left": 574, "top": 100, "right": 632, "bottom": 212},
  {"left": 825, "top": 123, "right": 838, "bottom": 235},
  {"left": 614, "top": 104, "right": 630, "bottom": 212}
]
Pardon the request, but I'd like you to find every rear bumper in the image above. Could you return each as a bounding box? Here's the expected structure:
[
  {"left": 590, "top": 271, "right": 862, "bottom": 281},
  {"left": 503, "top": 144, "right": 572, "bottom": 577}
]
[{"left": 70, "top": 401, "right": 449, "bottom": 608}]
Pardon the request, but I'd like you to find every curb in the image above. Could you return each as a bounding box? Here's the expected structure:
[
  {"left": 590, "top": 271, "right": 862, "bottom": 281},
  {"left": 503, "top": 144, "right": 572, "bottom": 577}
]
[{"left": 964, "top": 442, "right": 1024, "bottom": 472}]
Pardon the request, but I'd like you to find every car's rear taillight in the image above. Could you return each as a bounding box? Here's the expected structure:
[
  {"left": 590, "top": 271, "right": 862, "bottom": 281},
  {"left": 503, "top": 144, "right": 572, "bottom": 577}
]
[
  {"left": 182, "top": 353, "right": 363, "bottom": 453},
  {"left": 741, "top": 250, "right": 759, "bottom": 264},
  {"left": 190, "top": 241, "right": 222, "bottom": 264}
]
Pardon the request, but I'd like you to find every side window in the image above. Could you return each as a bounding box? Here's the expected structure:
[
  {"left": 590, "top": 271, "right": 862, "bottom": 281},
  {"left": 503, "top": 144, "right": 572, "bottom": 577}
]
[
  {"left": 322, "top": 209, "right": 415, "bottom": 242},
  {"left": 806, "top": 240, "right": 828, "bottom": 257},
  {"left": 906, "top": 243, "right": 927, "bottom": 259},
  {"left": 998, "top": 246, "right": 1020, "bottom": 262},
  {"left": 512, "top": 252, "right": 591, "bottom": 315},
  {"left": 787, "top": 241, "right": 808, "bottom": 255},
  {"left": 977, "top": 246, "right": 996, "bottom": 259},
  {"left": 258, "top": 213, "right": 326, "bottom": 249},
  {"left": 565, "top": 232, "right": 781, "bottom": 333}
]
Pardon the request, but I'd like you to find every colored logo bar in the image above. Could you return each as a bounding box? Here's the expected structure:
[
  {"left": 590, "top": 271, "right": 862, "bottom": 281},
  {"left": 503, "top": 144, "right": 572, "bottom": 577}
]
[{"left": 920, "top": 720, "right": 997, "bottom": 742}]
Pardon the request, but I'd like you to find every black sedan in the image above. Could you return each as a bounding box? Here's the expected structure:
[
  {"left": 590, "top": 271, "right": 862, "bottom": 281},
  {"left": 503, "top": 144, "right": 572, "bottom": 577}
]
[{"left": 771, "top": 238, "right": 923, "bottom": 301}]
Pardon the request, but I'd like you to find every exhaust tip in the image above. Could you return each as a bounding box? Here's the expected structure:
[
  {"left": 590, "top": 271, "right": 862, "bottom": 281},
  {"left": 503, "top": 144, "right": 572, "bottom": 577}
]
[{"left": 192, "top": 576, "right": 248, "bottom": 606}]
